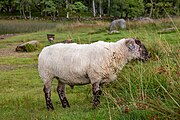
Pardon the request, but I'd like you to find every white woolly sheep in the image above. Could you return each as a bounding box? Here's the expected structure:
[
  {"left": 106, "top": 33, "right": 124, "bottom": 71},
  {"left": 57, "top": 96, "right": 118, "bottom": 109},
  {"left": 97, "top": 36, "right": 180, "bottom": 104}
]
[{"left": 38, "top": 38, "right": 150, "bottom": 110}]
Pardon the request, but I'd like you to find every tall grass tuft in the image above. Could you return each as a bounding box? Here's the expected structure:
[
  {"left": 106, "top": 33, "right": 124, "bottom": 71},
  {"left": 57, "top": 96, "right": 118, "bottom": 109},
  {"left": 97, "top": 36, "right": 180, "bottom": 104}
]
[{"left": 102, "top": 38, "right": 180, "bottom": 119}]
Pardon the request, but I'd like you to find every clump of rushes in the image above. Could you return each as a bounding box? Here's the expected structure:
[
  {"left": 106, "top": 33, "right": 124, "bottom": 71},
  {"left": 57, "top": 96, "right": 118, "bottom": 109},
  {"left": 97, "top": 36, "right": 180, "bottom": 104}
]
[{"left": 102, "top": 38, "right": 180, "bottom": 119}]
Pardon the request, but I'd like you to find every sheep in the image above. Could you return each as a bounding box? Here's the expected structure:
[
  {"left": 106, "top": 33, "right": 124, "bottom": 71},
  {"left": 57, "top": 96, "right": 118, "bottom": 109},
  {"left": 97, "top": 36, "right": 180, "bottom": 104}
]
[{"left": 38, "top": 38, "right": 150, "bottom": 110}]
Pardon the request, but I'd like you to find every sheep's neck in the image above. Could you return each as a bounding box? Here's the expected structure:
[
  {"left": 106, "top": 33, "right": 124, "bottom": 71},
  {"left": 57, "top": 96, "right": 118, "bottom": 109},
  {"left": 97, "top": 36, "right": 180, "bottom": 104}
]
[{"left": 112, "top": 44, "right": 133, "bottom": 72}]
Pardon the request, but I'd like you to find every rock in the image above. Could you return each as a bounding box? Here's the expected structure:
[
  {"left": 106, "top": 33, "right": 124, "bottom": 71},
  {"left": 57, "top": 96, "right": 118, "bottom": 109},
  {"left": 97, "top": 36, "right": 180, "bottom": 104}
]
[
  {"left": 133, "top": 17, "right": 153, "bottom": 22},
  {"left": 16, "top": 40, "right": 40, "bottom": 52},
  {"left": 110, "top": 19, "right": 126, "bottom": 32},
  {"left": 109, "top": 30, "right": 119, "bottom": 34}
]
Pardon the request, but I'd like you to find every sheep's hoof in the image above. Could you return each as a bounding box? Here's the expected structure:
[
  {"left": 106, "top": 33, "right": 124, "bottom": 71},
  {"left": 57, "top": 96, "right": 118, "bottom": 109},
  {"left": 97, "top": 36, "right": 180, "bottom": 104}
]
[
  {"left": 62, "top": 97, "right": 70, "bottom": 108},
  {"left": 46, "top": 100, "right": 54, "bottom": 110},
  {"left": 93, "top": 99, "right": 100, "bottom": 108},
  {"left": 47, "top": 105, "right": 54, "bottom": 111}
]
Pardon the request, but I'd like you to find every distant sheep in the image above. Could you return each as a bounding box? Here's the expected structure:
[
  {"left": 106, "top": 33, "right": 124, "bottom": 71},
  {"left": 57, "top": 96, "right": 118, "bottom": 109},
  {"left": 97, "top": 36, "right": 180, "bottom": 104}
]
[{"left": 38, "top": 38, "right": 150, "bottom": 110}]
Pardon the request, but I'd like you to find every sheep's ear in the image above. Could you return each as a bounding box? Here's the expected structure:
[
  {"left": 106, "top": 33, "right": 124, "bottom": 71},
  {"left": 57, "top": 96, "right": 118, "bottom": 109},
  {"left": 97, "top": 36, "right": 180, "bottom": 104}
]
[{"left": 125, "top": 40, "right": 135, "bottom": 51}]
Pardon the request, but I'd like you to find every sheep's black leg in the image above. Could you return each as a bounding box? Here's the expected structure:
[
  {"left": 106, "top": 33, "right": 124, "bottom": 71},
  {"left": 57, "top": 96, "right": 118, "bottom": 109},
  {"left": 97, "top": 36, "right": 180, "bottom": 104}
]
[
  {"left": 57, "top": 81, "right": 70, "bottom": 108},
  {"left": 92, "top": 83, "right": 102, "bottom": 107},
  {"left": 43, "top": 82, "right": 54, "bottom": 110}
]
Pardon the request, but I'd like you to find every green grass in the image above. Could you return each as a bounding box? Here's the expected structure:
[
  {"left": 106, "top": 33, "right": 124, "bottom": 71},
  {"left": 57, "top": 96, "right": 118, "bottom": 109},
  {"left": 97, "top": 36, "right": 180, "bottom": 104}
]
[
  {"left": 0, "top": 18, "right": 179, "bottom": 120},
  {"left": 0, "top": 44, "right": 7, "bottom": 48}
]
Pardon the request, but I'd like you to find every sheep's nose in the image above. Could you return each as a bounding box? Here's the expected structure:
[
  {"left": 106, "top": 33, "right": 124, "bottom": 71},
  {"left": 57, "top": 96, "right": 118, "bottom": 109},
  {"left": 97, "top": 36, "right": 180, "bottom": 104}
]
[{"left": 145, "top": 52, "right": 151, "bottom": 61}]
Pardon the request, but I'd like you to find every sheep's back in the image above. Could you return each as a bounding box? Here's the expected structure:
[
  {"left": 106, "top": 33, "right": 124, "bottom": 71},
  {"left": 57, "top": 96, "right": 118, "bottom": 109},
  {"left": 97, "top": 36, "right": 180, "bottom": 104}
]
[{"left": 38, "top": 42, "right": 120, "bottom": 84}]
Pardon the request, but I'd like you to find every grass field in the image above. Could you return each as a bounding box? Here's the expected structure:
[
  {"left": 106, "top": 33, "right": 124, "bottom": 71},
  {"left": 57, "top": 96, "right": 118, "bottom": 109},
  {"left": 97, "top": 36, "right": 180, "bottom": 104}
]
[{"left": 0, "top": 18, "right": 179, "bottom": 120}]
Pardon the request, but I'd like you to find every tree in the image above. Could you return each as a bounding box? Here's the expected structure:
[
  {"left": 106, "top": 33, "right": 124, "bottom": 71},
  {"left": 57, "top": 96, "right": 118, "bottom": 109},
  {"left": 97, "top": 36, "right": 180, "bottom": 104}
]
[
  {"left": 66, "top": 0, "right": 69, "bottom": 18},
  {"left": 144, "top": 0, "right": 179, "bottom": 18},
  {"left": 41, "top": 0, "right": 56, "bottom": 18},
  {"left": 69, "top": 2, "right": 87, "bottom": 18},
  {"left": 110, "top": 0, "right": 127, "bottom": 18},
  {"left": 99, "top": 0, "right": 102, "bottom": 18},
  {"left": 124, "top": 0, "right": 144, "bottom": 18},
  {"left": 53, "top": 0, "right": 64, "bottom": 17},
  {"left": 92, "top": 0, "right": 96, "bottom": 17},
  {"left": 0, "top": 0, "right": 179, "bottom": 19},
  {"left": 149, "top": 0, "right": 153, "bottom": 17},
  {"left": 174, "top": 0, "right": 180, "bottom": 16},
  {"left": 15, "top": 0, "right": 32, "bottom": 19},
  {"left": 31, "top": 0, "right": 43, "bottom": 15},
  {"left": 107, "top": 0, "right": 111, "bottom": 16}
]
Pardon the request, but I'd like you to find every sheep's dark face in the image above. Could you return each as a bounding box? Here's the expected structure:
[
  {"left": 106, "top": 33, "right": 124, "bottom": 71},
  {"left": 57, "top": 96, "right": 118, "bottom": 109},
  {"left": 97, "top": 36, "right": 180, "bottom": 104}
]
[
  {"left": 126, "top": 38, "right": 150, "bottom": 62},
  {"left": 135, "top": 39, "right": 150, "bottom": 62}
]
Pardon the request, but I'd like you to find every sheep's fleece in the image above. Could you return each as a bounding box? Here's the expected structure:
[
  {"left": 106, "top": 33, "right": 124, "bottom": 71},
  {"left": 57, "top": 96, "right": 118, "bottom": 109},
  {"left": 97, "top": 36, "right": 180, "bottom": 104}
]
[{"left": 38, "top": 38, "right": 150, "bottom": 109}]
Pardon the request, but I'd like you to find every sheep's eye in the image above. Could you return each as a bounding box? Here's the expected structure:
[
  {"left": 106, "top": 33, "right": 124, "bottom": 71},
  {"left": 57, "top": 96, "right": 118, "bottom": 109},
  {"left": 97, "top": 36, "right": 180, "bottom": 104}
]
[{"left": 142, "top": 51, "right": 146, "bottom": 54}]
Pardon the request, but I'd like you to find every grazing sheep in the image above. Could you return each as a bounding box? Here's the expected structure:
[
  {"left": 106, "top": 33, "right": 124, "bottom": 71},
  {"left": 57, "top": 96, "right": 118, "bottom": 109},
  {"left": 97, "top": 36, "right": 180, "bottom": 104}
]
[
  {"left": 47, "top": 34, "right": 55, "bottom": 43},
  {"left": 38, "top": 38, "right": 150, "bottom": 110}
]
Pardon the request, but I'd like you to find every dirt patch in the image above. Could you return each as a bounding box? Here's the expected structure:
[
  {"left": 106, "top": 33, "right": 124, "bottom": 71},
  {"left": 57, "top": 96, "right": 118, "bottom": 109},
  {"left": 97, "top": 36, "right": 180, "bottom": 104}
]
[
  {"left": 0, "top": 46, "right": 17, "bottom": 57},
  {"left": 0, "top": 34, "right": 17, "bottom": 40},
  {"left": 0, "top": 65, "right": 17, "bottom": 71},
  {"left": 0, "top": 64, "right": 37, "bottom": 71}
]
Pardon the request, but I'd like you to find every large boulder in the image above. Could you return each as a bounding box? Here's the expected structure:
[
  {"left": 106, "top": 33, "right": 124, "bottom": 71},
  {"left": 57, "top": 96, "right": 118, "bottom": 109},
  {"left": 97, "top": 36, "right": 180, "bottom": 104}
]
[
  {"left": 16, "top": 40, "right": 40, "bottom": 52},
  {"left": 110, "top": 19, "right": 126, "bottom": 32}
]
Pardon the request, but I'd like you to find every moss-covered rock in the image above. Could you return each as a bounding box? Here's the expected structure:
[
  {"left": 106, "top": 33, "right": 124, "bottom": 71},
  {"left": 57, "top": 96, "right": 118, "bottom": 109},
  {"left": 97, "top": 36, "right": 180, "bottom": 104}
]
[{"left": 16, "top": 40, "right": 41, "bottom": 52}]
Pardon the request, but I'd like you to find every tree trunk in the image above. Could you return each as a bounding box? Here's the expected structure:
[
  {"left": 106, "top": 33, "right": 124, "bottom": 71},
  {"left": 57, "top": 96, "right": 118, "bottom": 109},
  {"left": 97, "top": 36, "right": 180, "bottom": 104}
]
[
  {"left": 22, "top": 6, "right": 26, "bottom": 19},
  {"left": 67, "top": 12, "right": 69, "bottom": 18},
  {"left": 149, "top": 0, "right": 153, "bottom": 17},
  {"left": 88, "top": 0, "right": 91, "bottom": 11},
  {"left": 99, "top": 0, "right": 102, "bottom": 18},
  {"left": 108, "top": 0, "right": 110, "bottom": 16},
  {"left": 45, "top": 11, "right": 47, "bottom": 17},
  {"left": 53, "top": 12, "right": 56, "bottom": 19},
  {"left": 92, "top": 0, "right": 96, "bottom": 17},
  {"left": 29, "top": 7, "right": 31, "bottom": 19},
  {"left": 66, "top": 0, "right": 69, "bottom": 18},
  {"left": 19, "top": 5, "right": 22, "bottom": 17},
  {"left": 29, "top": 11, "right": 31, "bottom": 19},
  {"left": 8, "top": 0, "right": 12, "bottom": 13}
]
